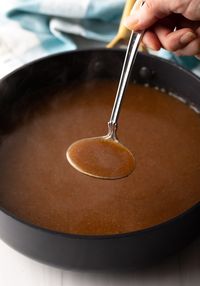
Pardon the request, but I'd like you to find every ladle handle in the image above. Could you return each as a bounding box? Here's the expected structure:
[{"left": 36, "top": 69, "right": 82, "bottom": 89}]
[{"left": 108, "top": 30, "right": 144, "bottom": 129}]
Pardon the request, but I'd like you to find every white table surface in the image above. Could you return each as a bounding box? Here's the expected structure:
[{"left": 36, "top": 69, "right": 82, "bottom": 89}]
[{"left": 1, "top": 234, "right": 200, "bottom": 286}]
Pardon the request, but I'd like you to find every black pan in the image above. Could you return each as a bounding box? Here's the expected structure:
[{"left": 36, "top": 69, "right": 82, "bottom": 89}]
[{"left": 0, "top": 49, "right": 200, "bottom": 270}]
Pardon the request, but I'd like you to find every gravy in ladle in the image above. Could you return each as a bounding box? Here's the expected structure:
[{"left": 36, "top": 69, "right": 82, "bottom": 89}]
[{"left": 67, "top": 136, "right": 135, "bottom": 179}]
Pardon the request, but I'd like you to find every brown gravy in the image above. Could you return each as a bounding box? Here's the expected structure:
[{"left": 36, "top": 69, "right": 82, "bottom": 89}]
[
  {"left": 1, "top": 80, "right": 200, "bottom": 235},
  {"left": 67, "top": 137, "right": 135, "bottom": 179}
]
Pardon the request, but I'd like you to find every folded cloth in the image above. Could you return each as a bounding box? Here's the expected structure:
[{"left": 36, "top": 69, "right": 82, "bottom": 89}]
[
  {"left": 0, "top": 0, "right": 199, "bottom": 78},
  {"left": 0, "top": 0, "right": 125, "bottom": 77}
]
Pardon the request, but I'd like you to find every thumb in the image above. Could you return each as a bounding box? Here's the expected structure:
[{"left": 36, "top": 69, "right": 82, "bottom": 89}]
[{"left": 124, "top": 0, "right": 176, "bottom": 31}]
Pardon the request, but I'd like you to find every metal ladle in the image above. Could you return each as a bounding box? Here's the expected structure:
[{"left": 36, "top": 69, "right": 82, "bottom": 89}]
[{"left": 66, "top": 30, "right": 144, "bottom": 179}]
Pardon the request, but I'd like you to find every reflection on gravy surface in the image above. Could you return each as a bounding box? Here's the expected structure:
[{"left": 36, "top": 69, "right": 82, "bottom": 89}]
[{"left": 1, "top": 80, "right": 200, "bottom": 235}]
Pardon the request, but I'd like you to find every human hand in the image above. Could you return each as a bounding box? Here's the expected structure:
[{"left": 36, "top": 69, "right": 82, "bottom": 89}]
[{"left": 124, "top": 0, "right": 200, "bottom": 57}]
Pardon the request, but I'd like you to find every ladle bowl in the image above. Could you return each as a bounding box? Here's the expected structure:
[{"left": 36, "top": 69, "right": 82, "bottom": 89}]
[{"left": 66, "top": 135, "right": 135, "bottom": 180}]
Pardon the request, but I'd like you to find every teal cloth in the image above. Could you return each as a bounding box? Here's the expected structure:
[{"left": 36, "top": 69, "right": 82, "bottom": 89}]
[{"left": 0, "top": 0, "right": 199, "bottom": 77}]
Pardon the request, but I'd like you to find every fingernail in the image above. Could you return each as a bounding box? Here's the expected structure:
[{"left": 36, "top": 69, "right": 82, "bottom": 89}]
[
  {"left": 130, "top": 6, "right": 138, "bottom": 15},
  {"left": 130, "top": 0, "right": 143, "bottom": 15},
  {"left": 180, "top": 32, "right": 196, "bottom": 45},
  {"left": 123, "top": 16, "right": 139, "bottom": 30}
]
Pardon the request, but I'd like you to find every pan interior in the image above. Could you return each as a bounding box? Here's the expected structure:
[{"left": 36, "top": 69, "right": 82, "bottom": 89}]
[{"left": 1, "top": 79, "right": 200, "bottom": 235}]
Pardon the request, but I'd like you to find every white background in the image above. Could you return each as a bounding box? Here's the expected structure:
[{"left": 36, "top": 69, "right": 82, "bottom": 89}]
[{"left": 1, "top": 235, "right": 200, "bottom": 286}]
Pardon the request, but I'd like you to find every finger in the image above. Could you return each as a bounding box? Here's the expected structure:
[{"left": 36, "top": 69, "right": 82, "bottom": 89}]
[
  {"left": 195, "top": 26, "right": 200, "bottom": 36},
  {"left": 124, "top": 0, "right": 171, "bottom": 31},
  {"left": 124, "top": 0, "right": 200, "bottom": 31},
  {"left": 142, "top": 30, "right": 162, "bottom": 50},
  {"left": 155, "top": 26, "right": 197, "bottom": 51},
  {"left": 175, "top": 39, "right": 200, "bottom": 56}
]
